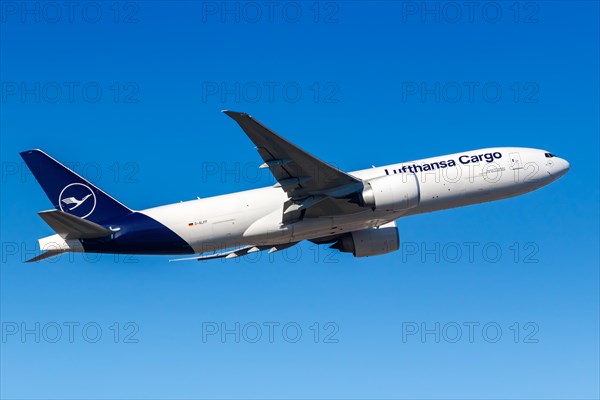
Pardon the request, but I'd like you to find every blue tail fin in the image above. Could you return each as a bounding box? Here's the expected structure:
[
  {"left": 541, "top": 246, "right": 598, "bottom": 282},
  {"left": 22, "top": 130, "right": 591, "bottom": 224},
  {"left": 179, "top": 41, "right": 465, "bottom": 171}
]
[{"left": 20, "top": 149, "right": 133, "bottom": 224}]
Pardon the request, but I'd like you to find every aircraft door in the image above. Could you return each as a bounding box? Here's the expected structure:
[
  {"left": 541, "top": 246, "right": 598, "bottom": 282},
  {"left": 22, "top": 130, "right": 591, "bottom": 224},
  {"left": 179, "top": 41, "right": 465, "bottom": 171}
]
[{"left": 509, "top": 152, "right": 523, "bottom": 170}]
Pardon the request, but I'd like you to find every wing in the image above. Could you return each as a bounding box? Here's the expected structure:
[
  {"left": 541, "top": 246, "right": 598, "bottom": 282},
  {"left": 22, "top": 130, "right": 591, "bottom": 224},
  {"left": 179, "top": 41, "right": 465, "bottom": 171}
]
[
  {"left": 61, "top": 197, "right": 78, "bottom": 205},
  {"left": 169, "top": 242, "right": 299, "bottom": 262},
  {"left": 223, "top": 111, "right": 363, "bottom": 200},
  {"left": 223, "top": 111, "right": 366, "bottom": 219}
]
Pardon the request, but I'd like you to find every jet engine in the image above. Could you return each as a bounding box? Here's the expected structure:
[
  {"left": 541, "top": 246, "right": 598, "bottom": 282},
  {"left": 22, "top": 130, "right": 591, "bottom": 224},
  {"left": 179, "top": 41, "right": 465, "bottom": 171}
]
[
  {"left": 330, "top": 221, "right": 400, "bottom": 257},
  {"left": 354, "top": 173, "right": 420, "bottom": 211}
]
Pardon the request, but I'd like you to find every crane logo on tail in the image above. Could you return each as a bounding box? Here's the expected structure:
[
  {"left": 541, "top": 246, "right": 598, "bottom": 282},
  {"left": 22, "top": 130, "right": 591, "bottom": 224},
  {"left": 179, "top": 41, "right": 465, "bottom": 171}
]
[
  {"left": 62, "top": 194, "right": 92, "bottom": 210},
  {"left": 58, "top": 183, "right": 96, "bottom": 219}
]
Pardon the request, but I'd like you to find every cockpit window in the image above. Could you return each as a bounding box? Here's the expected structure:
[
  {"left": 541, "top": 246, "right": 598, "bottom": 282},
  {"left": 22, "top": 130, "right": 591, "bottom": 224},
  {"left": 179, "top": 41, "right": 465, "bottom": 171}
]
[{"left": 544, "top": 152, "right": 556, "bottom": 158}]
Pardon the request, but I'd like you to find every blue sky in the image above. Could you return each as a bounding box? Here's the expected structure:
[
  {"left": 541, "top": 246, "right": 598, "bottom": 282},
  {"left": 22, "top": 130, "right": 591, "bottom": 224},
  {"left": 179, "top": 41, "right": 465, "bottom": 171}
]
[{"left": 1, "top": 1, "right": 598, "bottom": 399}]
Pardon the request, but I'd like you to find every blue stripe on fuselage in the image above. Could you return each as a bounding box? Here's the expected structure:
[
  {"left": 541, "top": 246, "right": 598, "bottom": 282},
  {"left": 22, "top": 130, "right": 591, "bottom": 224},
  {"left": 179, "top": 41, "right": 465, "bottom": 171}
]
[{"left": 79, "top": 212, "right": 194, "bottom": 255}]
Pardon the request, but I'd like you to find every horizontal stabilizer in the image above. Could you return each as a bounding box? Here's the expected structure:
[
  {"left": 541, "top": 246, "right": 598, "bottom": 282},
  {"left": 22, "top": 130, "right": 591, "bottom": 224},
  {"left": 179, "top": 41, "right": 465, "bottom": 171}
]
[
  {"left": 25, "top": 250, "right": 67, "bottom": 263},
  {"left": 38, "top": 209, "right": 112, "bottom": 240}
]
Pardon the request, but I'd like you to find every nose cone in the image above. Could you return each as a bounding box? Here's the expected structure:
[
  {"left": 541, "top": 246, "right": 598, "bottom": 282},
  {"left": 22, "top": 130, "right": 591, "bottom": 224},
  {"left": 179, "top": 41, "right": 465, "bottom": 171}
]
[
  {"left": 550, "top": 157, "right": 570, "bottom": 178},
  {"left": 561, "top": 158, "right": 570, "bottom": 173}
]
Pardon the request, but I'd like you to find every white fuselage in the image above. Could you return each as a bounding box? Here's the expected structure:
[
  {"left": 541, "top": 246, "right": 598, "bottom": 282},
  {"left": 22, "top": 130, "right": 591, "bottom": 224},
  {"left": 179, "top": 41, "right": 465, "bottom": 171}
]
[{"left": 141, "top": 147, "right": 570, "bottom": 254}]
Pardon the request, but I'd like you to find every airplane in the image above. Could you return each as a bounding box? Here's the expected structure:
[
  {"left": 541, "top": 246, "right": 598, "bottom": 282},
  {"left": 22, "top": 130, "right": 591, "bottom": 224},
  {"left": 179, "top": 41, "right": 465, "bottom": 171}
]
[{"left": 20, "top": 110, "right": 570, "bottom": 262}]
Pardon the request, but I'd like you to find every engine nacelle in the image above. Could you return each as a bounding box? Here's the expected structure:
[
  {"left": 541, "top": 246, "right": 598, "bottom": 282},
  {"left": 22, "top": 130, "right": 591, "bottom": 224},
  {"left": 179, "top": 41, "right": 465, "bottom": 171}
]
[
  {"left": 331, "top": 221, "right": 400, "bottom": 257},
  {"left": 360, "top": 173, "right": 420, "bottom": 211}
]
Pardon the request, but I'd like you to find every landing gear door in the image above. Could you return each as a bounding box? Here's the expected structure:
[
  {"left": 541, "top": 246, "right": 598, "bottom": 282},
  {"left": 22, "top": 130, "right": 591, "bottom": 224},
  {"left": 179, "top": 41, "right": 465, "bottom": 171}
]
[{"left": 509, "top": 152, "right": 523, "bottom": 170}]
